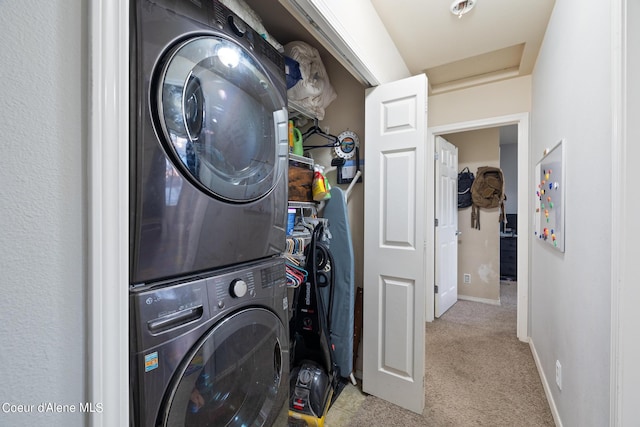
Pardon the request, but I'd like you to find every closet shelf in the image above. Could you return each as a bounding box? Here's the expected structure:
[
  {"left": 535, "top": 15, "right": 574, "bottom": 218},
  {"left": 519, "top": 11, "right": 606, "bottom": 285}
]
[
  {"left": 289, "top": 153, "right": 314, "bottom": 167},
  {"left": 288, "top": 99, "right": 316, "bottom": 121},
  {"left": 288, "top": 200, "right": 317, "bottom": 209}
]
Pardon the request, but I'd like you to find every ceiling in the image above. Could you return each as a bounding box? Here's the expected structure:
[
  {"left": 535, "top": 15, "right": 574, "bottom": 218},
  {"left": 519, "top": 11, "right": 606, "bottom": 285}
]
[
  {"left": 245, "top": 0, "right": 555, "bottom": 95},
  {"left": 369, "top": 0, "right": 555, "bottom": 94}
]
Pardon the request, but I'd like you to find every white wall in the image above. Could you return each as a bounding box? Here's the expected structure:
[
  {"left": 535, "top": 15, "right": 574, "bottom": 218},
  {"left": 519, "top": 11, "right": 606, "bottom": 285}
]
[
  {"left": 616, "top": 0, "right": 640, "bottom": 423},
  {"left": 530, "top": 0, "right": 611, "bottom": 425},
  {"left": 428, "top": 76, "right": 531, "bottom": 128},
  {"left": 320, "top": 0, "right": 410, "bottom": 84},
  {"left": 500, "top": 141, "right": 518, "bottom": 215},
  {"left": 0, "top": 1, "right": 87, "bottom": 426}
]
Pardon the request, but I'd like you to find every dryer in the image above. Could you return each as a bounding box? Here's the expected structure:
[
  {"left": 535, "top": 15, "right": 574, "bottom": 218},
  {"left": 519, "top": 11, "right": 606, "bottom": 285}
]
[
  {"left": 130, "top": 0, "right": 289, "bottom": 285},
  {"left": 130, "top": 257, "right": 289, "bottom": 427}
]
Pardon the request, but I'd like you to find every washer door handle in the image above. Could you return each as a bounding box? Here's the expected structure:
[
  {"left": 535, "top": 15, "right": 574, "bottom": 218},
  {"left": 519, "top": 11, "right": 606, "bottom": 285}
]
[{"left": 147, "top": 306, "right": 204, "bottom": 334}]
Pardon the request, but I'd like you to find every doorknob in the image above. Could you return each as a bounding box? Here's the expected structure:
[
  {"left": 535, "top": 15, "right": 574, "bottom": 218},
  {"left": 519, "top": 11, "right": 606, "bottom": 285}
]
[{"left": 456, "top": 231, "right": 462, "bottom": 236}]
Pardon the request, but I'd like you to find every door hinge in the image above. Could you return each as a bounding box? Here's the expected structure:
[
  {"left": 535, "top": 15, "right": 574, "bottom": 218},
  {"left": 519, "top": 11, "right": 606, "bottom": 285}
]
[
  {"left": 434, "top": 152, "right": 439, "bottom": 161},
  {"left": 435, "top": 285, "right": 439, "bottom": 293},
  {"left": 435, "top": 218, "right": 439, "bottom": 227}
]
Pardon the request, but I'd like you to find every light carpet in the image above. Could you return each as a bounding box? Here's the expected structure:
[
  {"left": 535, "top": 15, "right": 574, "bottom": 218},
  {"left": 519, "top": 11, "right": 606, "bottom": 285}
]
[{"left": 330, "top": 281, "right": 555, "bottom": 426}]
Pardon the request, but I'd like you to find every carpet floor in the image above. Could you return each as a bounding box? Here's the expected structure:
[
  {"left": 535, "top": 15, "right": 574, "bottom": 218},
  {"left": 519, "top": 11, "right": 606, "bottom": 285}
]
[{"left": 326, "top": 281, "right": 555, "bottom": 426}]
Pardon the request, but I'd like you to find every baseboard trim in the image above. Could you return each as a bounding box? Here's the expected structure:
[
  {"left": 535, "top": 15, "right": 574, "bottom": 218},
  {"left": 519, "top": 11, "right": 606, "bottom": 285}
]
[
  {"left": 529, "top": 339, "right": 563, "bottom": 427},
  {"left": 458, "top": 295, "right": 501, "bottom": 306}
]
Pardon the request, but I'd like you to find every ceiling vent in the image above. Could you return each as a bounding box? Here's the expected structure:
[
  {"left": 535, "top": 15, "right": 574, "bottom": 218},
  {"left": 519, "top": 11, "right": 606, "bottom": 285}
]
[{"left": 450, "top": 0, "right": 477, "bottom": 18}]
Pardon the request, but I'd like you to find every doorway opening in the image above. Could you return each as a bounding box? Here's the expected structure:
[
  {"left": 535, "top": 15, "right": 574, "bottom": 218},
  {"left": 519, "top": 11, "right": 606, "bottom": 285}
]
[{"left": 427, "top": 113, "right": 530, "bottom": 342}]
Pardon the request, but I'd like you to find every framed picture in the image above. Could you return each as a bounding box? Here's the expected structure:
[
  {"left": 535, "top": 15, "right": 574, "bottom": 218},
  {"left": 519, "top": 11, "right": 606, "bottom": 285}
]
[{"left": 534, "top": 140, "right": 565, "bottom": 252}]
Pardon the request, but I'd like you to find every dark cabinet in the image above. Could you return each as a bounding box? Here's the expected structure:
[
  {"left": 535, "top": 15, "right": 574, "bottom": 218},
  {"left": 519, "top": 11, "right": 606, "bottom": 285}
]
[{"left": 500, "top": 236, "right": 517, "bottom": 280}]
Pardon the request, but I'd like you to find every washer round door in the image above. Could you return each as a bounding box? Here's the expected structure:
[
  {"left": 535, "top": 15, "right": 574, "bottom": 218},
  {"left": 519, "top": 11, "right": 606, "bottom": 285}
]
[
  {"left": 154, "top": 35, "right": 286, "bottom": 202},
  {"left": 160, "top": 308, "right": 288, "bottom": 427}
]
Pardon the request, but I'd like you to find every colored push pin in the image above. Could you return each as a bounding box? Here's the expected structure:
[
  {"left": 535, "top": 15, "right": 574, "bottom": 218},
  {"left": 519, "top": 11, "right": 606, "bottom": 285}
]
[
  {"left": 554, "top": 182, "right": 559, "bottom": 190},
  {"left": 549, "top": 182, "right": 553, "bottom": 189},
  {"left": 545, "top": 173, "right": 550, "bottom": 180},
  {"left": 547, "top": 196, "right": 552, "bottom": 203},
  {"left": 550, "top": 202, "right": 554, "bottom": 208},
  {"left": 541, "top": 203, "right": 545, "bottom": 209},
  {"left": 545, "top": 209, "right": 549, "bottom": 218},
  {"left": 551, "top": 233, "right": 556, "bottom": 241}
]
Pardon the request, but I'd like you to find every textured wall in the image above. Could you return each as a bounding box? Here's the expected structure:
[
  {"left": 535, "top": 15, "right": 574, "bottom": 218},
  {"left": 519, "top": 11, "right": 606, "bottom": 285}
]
[{"left": 0, "top": 1, "right": 87, "bottom": 426}]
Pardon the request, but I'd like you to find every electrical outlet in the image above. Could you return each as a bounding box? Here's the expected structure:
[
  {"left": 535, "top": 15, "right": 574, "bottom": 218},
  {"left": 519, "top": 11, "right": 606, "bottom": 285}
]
[
  {"left": 463, "top": 274, "right": 471, "bottom": 284},
  {"left": 555, "top": 360, "right": 562, "bottom": 390}
]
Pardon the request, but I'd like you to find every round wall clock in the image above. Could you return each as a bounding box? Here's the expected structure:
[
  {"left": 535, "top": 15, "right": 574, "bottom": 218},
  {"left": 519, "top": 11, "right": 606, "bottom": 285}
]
[{"left": 334, "top": 130, "right": 359, "bottom": 159}]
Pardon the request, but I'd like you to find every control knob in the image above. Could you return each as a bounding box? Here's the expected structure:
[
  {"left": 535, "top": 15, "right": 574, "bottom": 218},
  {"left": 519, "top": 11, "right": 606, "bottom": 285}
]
[{"left": 229, "top": 279, "right": 248, "bottom": 298}]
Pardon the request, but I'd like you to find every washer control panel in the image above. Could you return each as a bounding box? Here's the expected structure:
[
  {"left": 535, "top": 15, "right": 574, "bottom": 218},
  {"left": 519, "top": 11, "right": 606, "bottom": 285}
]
[{"left": 207, "top": 258, "right": 285, "bottom": 312}]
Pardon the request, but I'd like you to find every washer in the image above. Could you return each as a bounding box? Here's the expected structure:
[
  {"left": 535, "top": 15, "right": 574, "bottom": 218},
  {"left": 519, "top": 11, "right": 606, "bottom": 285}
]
[
  {"left": 130, "top": 257, "right": 289, "bottom": 427},
  {"left": 130, "top": 0, "right": 289, "bottom": 285}
]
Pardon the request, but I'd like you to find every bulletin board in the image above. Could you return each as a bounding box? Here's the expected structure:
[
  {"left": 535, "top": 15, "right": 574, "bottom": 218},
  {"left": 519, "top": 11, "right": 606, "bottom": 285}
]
[{"left": 534, "top": 140, "right": 565, "bottom": 252}]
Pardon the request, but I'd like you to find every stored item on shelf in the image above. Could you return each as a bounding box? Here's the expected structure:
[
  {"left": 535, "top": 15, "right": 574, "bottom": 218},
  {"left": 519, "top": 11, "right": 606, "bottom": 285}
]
[
  {"left": 287, "top": 208, "right": 296, "bottom": 235},
  {"left": 285, "top": 41, "right": 337, "bottom": 120},
  {"left": 286, "top": 56, "right": 303, "bottom": 89},
  {"left": 312, "top": 165, "right": 331, "bottom": 201},
  {"left": 289, "top": 165, "right": 314, "bottom": 202},
  {"left": 293, "top": 126, "right": 304, "bottom": 156},
  {"left": 289, "top": 120, "right": 295, "bottom": 151}
]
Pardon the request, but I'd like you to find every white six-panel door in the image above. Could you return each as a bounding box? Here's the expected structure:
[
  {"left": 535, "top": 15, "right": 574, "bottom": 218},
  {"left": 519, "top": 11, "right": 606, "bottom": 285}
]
[
  {"left": 362, "top": 74, "right": 427, "bottom": 414},
  {"left": 435, "top": 136, "right": 459, "bottom": 317}
]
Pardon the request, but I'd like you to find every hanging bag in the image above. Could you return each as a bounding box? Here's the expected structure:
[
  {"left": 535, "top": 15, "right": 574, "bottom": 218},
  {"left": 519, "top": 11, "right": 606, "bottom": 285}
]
[
  {"left": 457, "top": 167, "right": 475, "bottom": 208},
  {"left": 470, "top": 166, "right": 506, "bottom": 230}
]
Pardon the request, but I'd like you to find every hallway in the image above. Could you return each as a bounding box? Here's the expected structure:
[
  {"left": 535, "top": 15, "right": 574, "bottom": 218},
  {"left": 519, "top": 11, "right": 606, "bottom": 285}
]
[{"left": 326, "top": 281, "right": 554, "bottom": 426}]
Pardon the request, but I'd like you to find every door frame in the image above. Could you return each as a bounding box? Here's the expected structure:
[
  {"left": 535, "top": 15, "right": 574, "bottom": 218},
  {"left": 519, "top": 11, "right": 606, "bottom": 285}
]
[
  {"left": 89, "top": 0, "right": 130, "bottom": 425},
  {"left": 427, "top": 113, "right": 530, "bottom": 341}
]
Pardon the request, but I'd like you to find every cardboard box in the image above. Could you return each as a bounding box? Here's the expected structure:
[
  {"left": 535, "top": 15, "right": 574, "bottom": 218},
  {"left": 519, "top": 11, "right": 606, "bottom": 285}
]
[{"left": 288, "top": 165, "right": 313, "bottom": 202}]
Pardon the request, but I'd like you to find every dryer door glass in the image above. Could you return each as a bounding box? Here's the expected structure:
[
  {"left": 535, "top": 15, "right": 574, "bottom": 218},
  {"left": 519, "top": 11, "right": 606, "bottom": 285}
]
[
  {"left": 162, "top": 308, "right": 287, "bottom": 427},
  {"left": 156, "top": 36, "right": 286, "bottom": 202}
]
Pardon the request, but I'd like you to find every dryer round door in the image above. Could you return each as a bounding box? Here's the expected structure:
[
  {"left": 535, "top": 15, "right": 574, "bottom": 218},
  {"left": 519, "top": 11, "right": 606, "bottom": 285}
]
[
  {"left": 154, "top": 35, "right": 286, "bottom": 202},
  {"left": 160, "top": 308, "right": 287, "bottom": 427}
]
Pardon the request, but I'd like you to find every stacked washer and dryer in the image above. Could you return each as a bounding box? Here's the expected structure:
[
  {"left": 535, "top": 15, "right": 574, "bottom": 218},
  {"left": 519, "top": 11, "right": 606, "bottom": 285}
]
[{"left": 129, "top": 1, "right": 290, "bottom": 425}]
